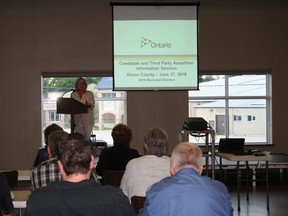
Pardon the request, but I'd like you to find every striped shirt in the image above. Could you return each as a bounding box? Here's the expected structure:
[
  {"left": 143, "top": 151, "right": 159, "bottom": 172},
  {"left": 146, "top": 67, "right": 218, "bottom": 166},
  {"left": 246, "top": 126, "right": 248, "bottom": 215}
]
[
  {"left": 30, "top": 158, "right": 60, "bottom": 191},
  {"left": 30, "top": 158, "right": 99, "bottom": 190}
]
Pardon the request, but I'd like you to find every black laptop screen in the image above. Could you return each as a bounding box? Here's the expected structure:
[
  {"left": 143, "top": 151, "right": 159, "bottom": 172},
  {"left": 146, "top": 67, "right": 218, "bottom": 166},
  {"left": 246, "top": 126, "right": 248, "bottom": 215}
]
[{"left": 218, "top": 138, "right": 245, "bottom": 153}]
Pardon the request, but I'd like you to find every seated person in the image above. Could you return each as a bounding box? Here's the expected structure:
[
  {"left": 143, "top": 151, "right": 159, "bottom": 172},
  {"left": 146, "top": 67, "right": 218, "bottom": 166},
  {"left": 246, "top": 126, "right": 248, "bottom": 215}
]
[
  {"left": 31, "top": 131, "right": 99, "bottom": 190},
  {"left": 33, "top": 124, "right": 63, "bottom": 167},
  {"left": 30, "top": 130, "right": 68, "bottom": 190},
  {"left": 0, "top": 173, "right": 14, "bottom": 216},
  {"left": 25, "top": 133, "right": 135, "bottom": 216},
  {"left": 141, "top": 142, "right": 233, "bottom": 216},
  {"left": 120, "top": 126, "right": 170, "bottom": 201},
  {"left": 96, "top": 123, "right": 140, "bottom": 177}
]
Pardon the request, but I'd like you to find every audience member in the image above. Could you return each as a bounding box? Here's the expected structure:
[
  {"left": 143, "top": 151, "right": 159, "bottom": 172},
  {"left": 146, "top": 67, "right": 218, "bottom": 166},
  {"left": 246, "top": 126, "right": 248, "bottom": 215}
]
[
  {"left": 32, "top": 124, "right": 63, "bottom": 167},
  {"left": 31, "top": 131, "right": 99, "bottom": 190},
  {"left": 68, "top": 132, "right": 99, "bottom": 183},
  {"left": 96, "top": 123, "right": 140, "bottom": 177},
  {"left": 30, "top": 130, "right": 68, "bottom": 190},
  {"left": 25, "top": 134, "right": 136, "bottom": 216},
  {"left": 141, "top": 142, "right": 233, "bottom": 216},
  {"left": 0, "top": 173, "right": 14, "bottom": 216},
  {"left": 120, "top": 126, "right": 170, "bottom": 201},
  {"left": 71, "top": 77, "right": 95, "bottom": 140}
]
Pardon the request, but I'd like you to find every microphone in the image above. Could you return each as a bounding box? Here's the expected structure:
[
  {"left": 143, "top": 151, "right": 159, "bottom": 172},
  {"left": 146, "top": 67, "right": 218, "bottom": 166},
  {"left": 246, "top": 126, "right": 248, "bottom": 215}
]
[{"left": 61, "top": 89, "right": 75, "bottom": 97}]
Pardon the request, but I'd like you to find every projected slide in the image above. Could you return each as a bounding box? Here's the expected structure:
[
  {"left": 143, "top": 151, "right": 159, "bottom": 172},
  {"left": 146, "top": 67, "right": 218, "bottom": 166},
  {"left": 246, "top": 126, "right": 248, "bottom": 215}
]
[{"left": 112, "top": 4, "right": 199, "bottom": 90}]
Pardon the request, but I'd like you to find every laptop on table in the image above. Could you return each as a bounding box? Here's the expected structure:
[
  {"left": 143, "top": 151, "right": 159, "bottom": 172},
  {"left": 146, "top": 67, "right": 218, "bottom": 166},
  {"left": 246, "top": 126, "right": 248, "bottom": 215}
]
[{"left": 218, "top": 138, "right": 252, "bottom": 155}]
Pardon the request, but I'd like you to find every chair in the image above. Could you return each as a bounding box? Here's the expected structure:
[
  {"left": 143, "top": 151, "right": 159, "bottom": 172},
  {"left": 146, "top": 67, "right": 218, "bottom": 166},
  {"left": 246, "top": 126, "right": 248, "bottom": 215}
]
[
  {"left": 102, "top": 170, "right": 124, "bottom": 187},
  {"left": 131, "top": 196, "right": 146, "bottom": 214},
  {"left": 1, "top": 170, "right": 18, "bottom": 189}
]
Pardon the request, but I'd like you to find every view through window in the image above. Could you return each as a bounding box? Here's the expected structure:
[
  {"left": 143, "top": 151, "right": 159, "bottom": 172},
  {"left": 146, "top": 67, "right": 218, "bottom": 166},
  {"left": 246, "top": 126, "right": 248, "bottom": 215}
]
[
  {"left": 42, "top": 76, "right": 126, "bottom": 145},
  {"left": 42, "top": 73, "right": 271, "bottom": 146},
  {"left": 188, "top": 73, "right": 272, "bottom": 145}
]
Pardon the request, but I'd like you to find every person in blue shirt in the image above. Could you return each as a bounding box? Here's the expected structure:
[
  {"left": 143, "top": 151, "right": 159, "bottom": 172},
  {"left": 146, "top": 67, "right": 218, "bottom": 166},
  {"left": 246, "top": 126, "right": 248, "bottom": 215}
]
[{"left": 141, "top": 142, "right": 233, "bottom": 216}]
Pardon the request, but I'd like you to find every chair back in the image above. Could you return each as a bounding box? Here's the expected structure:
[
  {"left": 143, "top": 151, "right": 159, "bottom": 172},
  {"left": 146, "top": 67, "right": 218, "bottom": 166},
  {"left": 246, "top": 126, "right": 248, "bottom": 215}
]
[
  {"left": 102, "top": 170, "right": 124, "bottom": 187},
  {"left": 1, "top": 170, "right": 18, "bottom": 189},
  {"left": 131, "top": 196, "right": 146, "bottom": 214}
]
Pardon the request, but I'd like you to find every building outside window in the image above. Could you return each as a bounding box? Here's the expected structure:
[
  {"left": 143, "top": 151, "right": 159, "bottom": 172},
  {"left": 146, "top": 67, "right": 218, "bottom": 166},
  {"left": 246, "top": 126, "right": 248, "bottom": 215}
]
[
  {"left": 41, "top": 72, "right": 271, "bottom": 146},
  {"left": 188, "top": 72, "right": 272, "bottom": 145},
  {"left": 49, "top": 111, "right": 60, "bottom": 122}
]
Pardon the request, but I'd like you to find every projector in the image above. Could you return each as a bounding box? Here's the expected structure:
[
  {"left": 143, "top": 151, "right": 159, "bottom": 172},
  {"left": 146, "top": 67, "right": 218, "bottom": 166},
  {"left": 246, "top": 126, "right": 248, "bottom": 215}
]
[{"left": 183, "top": 117, "right": 208, "bottom": 131}]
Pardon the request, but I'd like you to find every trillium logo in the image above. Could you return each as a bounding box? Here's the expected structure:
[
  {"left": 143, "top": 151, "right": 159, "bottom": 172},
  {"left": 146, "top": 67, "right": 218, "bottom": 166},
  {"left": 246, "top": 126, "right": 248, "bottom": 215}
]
[
  {"left": 141, "top": 37, "right": 152, "bottom": 48},
  {"left": 141, "top": 37, "right": 172, "bottom": 48}
]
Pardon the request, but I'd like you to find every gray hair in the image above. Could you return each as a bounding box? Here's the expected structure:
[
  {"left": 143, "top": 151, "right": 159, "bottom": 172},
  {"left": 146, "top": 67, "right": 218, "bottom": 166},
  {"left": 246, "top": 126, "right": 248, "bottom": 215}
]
[
  {"left": 144, "top": 126, "right": 168, "bottom": 157},
  {"left": 171, "top": 142, "right": 203, "bottom": 173}
]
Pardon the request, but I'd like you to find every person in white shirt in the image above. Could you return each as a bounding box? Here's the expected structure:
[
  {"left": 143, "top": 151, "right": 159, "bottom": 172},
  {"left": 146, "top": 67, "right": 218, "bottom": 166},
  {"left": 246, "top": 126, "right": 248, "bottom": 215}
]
[
  {"left": 71, "top": 77, "right": 95, "bottom": 140},
  {"left": 120, "top": 126, "right": 170, "bottom": 201}
]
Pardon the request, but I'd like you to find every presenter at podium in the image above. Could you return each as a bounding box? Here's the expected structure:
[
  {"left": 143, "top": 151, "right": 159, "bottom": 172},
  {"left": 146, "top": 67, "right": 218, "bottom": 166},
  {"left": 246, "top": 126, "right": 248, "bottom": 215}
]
[{"left": 71, "top": 77, "right": 95, "bottom": 140}]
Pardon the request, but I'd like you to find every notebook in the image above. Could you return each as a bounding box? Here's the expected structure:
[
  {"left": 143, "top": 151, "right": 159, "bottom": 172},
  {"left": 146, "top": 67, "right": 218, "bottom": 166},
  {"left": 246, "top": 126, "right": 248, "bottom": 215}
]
[{"left": 218, "top": 138, "right": 246, "bottom": 154}]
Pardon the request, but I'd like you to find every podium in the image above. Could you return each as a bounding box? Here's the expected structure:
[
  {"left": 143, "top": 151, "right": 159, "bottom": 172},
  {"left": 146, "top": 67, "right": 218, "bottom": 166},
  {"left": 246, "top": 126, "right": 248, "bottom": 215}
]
[{"left": 56, "top": 98, "right": 88, "bottom": 133}]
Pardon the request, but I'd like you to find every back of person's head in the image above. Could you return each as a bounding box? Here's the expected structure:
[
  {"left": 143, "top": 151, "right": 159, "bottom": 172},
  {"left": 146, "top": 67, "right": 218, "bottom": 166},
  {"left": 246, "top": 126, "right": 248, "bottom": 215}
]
[
  {"left": 58, "top": 134, "right": 92, "bottom": 176},
  {"left": 48, "top": 130, "right": 68, "bottom": 158},
  {"left": 171, "top": 142, "right": 203, "bottom": 174},
  {"left": 69, "top": 132, "right": 87, "bottom": 141},
  {"left": 44, "top": 124, "right": 63, "bottom": 145},
  {"left": 70, "top": 132, "right": 95, "bottom": 156},
  {"left": 144, "top": 126, "right": 168, "bottom": 157},
  {"left": 111, "top": 123, "right": 132, "bottom": 147}
]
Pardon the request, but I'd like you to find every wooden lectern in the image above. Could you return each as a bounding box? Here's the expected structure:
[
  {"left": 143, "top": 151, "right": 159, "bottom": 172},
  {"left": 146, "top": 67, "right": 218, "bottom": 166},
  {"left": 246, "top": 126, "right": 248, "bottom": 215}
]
[{"left": 56, "top": 98, "right": 88, "bottom": 133}]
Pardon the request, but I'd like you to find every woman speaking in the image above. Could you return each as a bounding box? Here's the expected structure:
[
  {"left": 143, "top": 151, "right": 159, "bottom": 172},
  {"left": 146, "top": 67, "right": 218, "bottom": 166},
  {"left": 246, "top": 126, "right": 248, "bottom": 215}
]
[{"left": 71, "top": 77, "right": 95, "bottom": 140}]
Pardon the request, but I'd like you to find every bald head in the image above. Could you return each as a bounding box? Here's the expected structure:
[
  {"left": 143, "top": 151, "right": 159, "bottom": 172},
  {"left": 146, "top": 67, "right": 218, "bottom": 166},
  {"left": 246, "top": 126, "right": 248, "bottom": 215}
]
[{"left": 170, "top": 142, "right": 203, "bottom": 175}]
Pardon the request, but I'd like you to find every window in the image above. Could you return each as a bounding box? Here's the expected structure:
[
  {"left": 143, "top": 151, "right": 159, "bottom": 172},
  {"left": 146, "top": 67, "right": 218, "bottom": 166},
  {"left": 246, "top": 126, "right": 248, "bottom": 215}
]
[
  {"left": 247, "top": 115, "right": 256, "bottom": 122},
  {"left": 102, "top": 93, "right": 116, "bottom": 98},
  {"left": 188, "top": 72, "right": 272, "bottom": 145},
  {"left": 42, "top": 75, "right": 126, "bottom": 145},
  {"left": 49, "top": 111, "right": 60, "bottom": 122},
  {"left": 233, "top": 115, "right": 242, "bottom": 121}
]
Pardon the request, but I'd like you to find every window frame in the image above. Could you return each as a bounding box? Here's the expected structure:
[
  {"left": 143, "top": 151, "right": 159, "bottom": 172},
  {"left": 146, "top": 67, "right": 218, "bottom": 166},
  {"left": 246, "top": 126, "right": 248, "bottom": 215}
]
[
  {"left": 41, "top": 72, "right": 127, "bottom": 146},
  {"left": 188, "top": 69, "right": 272, "bottom": 145}
]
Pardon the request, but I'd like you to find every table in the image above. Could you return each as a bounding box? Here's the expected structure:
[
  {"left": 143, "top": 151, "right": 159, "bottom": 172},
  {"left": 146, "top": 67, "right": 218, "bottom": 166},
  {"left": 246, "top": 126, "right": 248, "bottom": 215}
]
[
  {"left": 18, "top": 170, "right": 30, "bottom": 181},
  {"left": 0, "top": 170, "right": 30, "bottom": 181},
  {"left": 216, "top": 152, "right": 272, "bottom": 211},
  {"left": 12, "top": 190, "right": 31, "bottom": 216}
]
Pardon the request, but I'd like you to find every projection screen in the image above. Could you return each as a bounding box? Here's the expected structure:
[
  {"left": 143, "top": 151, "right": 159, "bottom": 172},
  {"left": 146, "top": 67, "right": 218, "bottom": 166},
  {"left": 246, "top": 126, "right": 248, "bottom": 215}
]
[{"left": 112, "top": 3, "right": 199, "bottom": 91}]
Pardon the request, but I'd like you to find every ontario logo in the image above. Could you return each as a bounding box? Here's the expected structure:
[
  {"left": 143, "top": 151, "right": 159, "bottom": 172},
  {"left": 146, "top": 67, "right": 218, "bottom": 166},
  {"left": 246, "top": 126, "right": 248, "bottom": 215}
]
[{"left": 141, "top": 37, "right": 172, "bottom": 48}]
